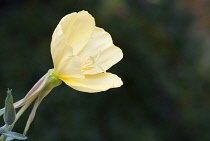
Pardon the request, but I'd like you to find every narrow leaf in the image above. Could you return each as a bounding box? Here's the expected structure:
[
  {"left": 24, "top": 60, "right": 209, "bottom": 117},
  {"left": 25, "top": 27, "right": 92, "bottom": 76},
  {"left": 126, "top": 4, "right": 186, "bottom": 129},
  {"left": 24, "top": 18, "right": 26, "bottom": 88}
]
[
  {"left": 2, "top": 131, "right": 27, "bottom": 140},
  {"left": 5, "top": 137, "right": 14, "bottom": 141},
  {"left": 0, "top": 127, "right": 4, "bottom": 134},
  {"left": 0, "top": 108, "right": 5, "bottom": 116}
]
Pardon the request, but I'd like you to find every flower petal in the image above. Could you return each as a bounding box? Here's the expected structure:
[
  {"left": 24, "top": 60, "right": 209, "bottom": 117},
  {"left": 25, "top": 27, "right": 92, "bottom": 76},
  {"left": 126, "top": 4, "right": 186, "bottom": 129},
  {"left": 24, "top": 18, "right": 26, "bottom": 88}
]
[
  {"left": 60, "top": 11, "right": 95, "bottom": 55},
  {"left": 82, "top": 45, "right": 123, "bottom": 75},
  {"left": 96, "top": 45, "right": 123, "bottom": 71},
  {"left": 78, "top": 27, "right": 123, "bottom": 74},
  {"left": 62, "top": 73, "right": 123, "bottom": 93},
  {"left": 51, "top": 28, "right": 73, "bottom": 69},
  {"left": 51, "top": 12, "right": 76, "bottom": 59},
  {"left": 78, "top": 27, "right": 113, "bottom": 62},
  {"left": 54, "top": 55, "right": 84, "bottom": 79}
]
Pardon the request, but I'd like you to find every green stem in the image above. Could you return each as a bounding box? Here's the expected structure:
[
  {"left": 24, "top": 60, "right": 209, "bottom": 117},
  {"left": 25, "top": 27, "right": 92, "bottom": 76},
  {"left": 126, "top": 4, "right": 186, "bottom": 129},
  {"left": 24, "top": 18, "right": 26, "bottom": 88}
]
[
  {"left": 23, "top": 82, "right": 59, "bottom": 135},
  {"left": 0, "top": 125, "right": 8, "bottom": 141},
  {"left": 0, "top": 69, "right": 61, "bottom": 140}
]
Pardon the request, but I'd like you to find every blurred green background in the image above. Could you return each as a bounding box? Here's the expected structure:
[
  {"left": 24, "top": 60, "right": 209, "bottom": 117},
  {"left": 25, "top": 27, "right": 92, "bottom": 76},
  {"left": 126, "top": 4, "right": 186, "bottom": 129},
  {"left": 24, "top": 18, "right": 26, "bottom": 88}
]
[{"left": 1, "top": 0, "right": 210, "bottom": 140}]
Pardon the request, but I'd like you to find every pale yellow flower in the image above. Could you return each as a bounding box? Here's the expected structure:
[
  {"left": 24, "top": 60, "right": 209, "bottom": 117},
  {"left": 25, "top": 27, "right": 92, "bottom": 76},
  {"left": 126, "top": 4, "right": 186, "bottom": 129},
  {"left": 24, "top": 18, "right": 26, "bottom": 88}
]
[{"left": 51, "top": 11, "right": 123, "bottom": 93}]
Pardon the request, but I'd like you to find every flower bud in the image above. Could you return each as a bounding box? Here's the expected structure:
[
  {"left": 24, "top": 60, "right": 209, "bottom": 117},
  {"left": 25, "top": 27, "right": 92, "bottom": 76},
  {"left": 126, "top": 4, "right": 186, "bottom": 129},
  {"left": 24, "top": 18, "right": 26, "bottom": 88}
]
[{"left": 3, "top": 89, "right": 16, "bottom": 125}]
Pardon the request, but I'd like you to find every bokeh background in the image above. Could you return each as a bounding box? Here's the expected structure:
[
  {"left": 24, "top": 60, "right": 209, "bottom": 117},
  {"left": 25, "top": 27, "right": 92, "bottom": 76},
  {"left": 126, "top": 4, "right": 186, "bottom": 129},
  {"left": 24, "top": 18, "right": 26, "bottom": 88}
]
[{"left": 0, "top": 0, "right": 210, "bottom": 141}]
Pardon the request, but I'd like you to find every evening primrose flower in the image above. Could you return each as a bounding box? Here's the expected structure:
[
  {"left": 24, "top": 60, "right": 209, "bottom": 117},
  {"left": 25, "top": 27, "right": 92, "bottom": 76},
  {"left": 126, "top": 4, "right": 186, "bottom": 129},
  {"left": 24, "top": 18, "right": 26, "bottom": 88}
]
[
  {"left": 51, "top": 11, "right": 123, "bottom": 93},
  {"left": 0, "top": 11, "right": 124, "bottom": 139}
]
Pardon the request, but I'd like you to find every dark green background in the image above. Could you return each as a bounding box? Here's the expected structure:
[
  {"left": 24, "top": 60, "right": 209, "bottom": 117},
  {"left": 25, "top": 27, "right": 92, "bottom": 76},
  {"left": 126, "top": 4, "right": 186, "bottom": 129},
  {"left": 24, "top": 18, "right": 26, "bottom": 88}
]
[{"left": 1, "top": 0, "right": 210, "bottom": 141}]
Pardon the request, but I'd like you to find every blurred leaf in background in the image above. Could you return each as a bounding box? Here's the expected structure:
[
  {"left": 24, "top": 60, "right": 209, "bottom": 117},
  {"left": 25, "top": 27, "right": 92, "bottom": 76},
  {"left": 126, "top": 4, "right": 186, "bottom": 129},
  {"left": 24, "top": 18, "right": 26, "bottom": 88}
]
[{"left": 1, "top": 0, "right": 210, "bottom": 141}]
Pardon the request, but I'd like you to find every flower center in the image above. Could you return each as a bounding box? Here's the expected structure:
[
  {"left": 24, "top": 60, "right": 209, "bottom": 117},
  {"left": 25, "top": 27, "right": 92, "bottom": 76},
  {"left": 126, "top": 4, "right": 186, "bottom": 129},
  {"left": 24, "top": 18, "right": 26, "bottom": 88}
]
[{"left": 81, "top": 51, "right": 105, "bottom": 73}]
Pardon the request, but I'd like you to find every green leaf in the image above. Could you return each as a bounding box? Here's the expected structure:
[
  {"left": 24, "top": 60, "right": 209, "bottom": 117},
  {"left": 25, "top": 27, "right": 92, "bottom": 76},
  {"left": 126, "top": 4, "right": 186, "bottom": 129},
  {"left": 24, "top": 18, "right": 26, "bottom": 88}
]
[
  {"left": 2, "top": 131, "right": 27, "bottom": 140},
  {"left": 3, "top": 89, "right": 16, "bottom": 125},
  {"left": 0, "top": 108, "right": 5, "bottom": 117},
  {"left": 5, "top": 137, "right": 14, "bottom": 141},
  {"left": 0, "top": 127, "right": 4, "bottom": 134}
]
